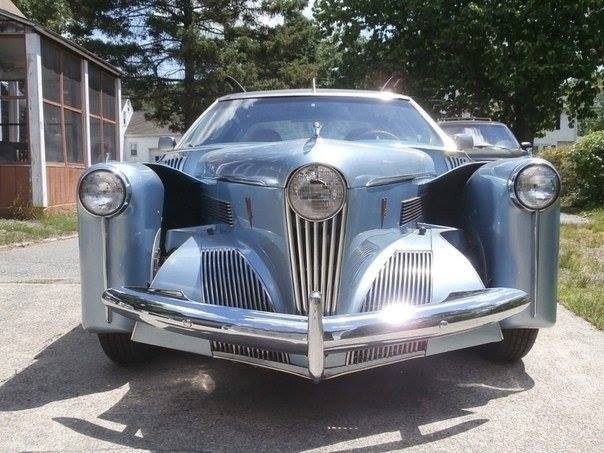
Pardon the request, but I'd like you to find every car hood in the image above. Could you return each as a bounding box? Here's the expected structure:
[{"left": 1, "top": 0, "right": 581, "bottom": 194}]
[
  {"left": 466, "top": 147, "right": 528, "bottom": 161},
  {"left": 190, "top": 138, "right": 436, "bottom": 188}
]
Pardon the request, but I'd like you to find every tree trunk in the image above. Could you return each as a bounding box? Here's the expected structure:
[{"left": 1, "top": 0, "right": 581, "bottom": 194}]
[{"left": 181, "top": 0, "right": 196, "bottom": 130}]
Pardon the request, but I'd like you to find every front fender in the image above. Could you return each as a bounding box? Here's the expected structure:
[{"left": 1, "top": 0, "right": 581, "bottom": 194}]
[
  {"left": 78, "top": 162, "right": 164, "bottom": 333},
  {"left": 463, "top": 158, "right": 560, "bottom": 328}
]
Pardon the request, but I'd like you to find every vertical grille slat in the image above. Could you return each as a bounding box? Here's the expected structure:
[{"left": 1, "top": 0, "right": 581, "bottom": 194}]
[
  {"left": 211, "top": 341, "right": 290, "bottom": 364},
  {"left": 446, "top": 154, "right": 472, "bottom": 170},
  {"left": 201, "top": 249, "right": 274, "bottom": 312},
  {"left": 159, "top": 154, "right": 186, "bottom": 171},
  {"left": 286, "top": 206, "right": 347, "bottom": 315},
  {"left": 361, "top": 251, "right": 432, "bottom": 312}
]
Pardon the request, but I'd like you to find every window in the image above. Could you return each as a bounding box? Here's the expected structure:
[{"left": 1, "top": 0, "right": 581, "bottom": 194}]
[
  {"left": 130, "top": 142, "right": 138, "bottom": 156},
  {"left": 89, "top": 65, "right": 117, "bottom": 163},
  {"left": 41, "top": 40, "right": 84, "bottom": 164}
]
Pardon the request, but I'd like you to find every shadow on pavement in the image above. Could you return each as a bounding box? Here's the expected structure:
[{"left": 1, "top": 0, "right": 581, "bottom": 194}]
[{"left": 0, "top": 326, "right": 534, "bottom": 451}]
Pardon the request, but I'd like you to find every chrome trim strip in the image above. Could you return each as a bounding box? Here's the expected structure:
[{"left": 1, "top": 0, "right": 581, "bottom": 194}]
[
  {"left": 101, "top": 217, "right": 112, "bottom": 323},
  {"left": 216, "top": 175, "right": 267, "bottom": 186},
  {"left": 366, "top": 172, "right": 435, "bottom": 187},
  {"left": 532, "top": 211, "right": 540, "bottom": 317},
  {"left": 102, "top": 287, "right": 529, "bottom": 358}
]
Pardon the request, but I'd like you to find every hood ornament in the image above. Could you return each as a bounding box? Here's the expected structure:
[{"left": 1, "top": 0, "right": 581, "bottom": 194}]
[{"left": 313, "top": 121, "right": 322, "bottom": 138}]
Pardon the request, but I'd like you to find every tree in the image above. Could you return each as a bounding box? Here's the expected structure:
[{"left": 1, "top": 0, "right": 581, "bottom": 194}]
[
  {"left": 315, "top": 0, "right": 604, "bottom": 140},
  {"left": 67, "top": 0, "right": 336, "bottom": 132},
  {"left": 12, "top": 0, "right": 73, "bottom": 33}
]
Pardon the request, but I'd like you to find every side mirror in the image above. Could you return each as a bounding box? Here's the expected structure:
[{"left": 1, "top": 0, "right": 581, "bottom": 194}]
[
  {"left": 453, "top": 133, "right": 474, "bottom": 151},
  {"left": 158, "top": 136, "right": 176, "bottom": 151},
  {"left": 520, "top": 141, "right": 532, "bottom": 150}
]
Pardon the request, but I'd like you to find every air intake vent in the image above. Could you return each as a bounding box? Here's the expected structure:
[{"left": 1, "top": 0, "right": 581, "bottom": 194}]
[
  {"left": 202, "top": 195, "right": 234, "bottom": 227},
  {"left": 201, "top": 249, "right": 274, "bottom": 312},
  {"left": 400, "top": 197, "right": 423, "bottom": 225},
  {"left": 286, "top": 206, "right": 347, "bottom": 316},
  {"left": 345, "top": 339, "right": 427, "bottom": 365},
  {"left": 211, "top": 341, "right": 290, "bottom": 364},
  {"left": 160, "top": 154, "right": 186, "bottom": 171},
  {"left": 446, "top": 154, "right": 472, "bottom": 170},
  {"left": 361, "top": 250, "right": 432, "bottom": 312}
]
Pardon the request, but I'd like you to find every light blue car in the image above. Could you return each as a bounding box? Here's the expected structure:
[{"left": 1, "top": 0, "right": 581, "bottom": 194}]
[{"left": 77, "top": 89, "right": 560, "bottom": 381}]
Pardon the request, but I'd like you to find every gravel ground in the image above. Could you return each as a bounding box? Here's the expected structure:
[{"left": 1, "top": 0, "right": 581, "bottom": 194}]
[{"left": 0, "top": 238, "right": 602, "bottom": 452}]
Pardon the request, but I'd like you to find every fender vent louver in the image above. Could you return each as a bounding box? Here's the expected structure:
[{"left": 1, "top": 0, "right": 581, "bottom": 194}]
[
  {"left": 159, "top": 154, "right": 186, "bottom": 171},
  {"left": 400, "top": 196, "right": 423, "bottom": 225},
  {"left": 202, "top": 195, "right": 234, "bottom": 227},
  {"left": 446, "top": 154, "right": 472, "bottom": 170},
  {"left": 361, "top": 250, "right": 432, "bottom": 312}
]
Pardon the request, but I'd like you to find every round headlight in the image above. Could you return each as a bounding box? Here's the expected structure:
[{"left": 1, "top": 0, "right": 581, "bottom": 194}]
[
  {"left": 287, "top": 164, "right": 346, "bottom": 221},
  {"left": 79, "top": 169, "right": 128, "bottom": 216},
  {"left": 511, "top": 162, "right": 560, "bottom": 210}
]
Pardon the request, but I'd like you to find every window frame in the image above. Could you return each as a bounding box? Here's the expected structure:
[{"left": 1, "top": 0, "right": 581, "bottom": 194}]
[
  {"left": 89, "top": 64, "right": 117, "bottom": 164},
  {"left": 41, "top": 40, "right": 85, "bottom": 167}
]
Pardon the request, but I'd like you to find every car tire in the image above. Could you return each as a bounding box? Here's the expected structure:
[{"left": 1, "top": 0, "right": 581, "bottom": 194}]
[
  {"left": 97, "top": 333, "right": 158, "bottom": 365},
  {"left": 479, "top": 328, "right": 539, "bottom": 362}
]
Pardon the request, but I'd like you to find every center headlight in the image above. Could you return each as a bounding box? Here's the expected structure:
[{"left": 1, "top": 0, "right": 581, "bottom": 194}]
[
  {"left": 510, "top": 161, "right": 560, "bottom": 210},
  {"left": 79, "top": 169, "right": 129, "bottom": 217},
  {"left": 287, "top": 164, "right": 346, "bottom": 221}
]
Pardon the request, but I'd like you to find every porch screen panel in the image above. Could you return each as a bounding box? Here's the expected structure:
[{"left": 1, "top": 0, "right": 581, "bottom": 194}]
[
  {"left": 41, "top": 40, "right": 84, "bottom": 164},
  {"left": 89, "top": 65, "right": 117, "bottom": 163}
]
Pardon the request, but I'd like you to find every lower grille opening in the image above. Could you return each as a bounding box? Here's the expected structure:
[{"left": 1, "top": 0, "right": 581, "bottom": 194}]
[
  {"left": 345, "top": 339, "right": 427, "bottom": 365},
  {"left": 211, "top": 341, "right": 290, "bottom": 364}
]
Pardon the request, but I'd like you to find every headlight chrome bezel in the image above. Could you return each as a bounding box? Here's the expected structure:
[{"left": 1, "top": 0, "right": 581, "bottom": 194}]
[
  {"left": 287, "top": 163, "right": 346, "bottom": 221},
  {"left": 508, "top": 160, "right": 560, "bottom": 211},
  {"left": 78, "top": 167, "right": 131, "bottom": 217}
]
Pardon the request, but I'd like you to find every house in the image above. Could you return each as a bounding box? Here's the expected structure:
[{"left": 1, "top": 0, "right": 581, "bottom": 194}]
[
  {"left": 0, "top": 0, "right": 124, "bottom": 215},
  {"left": 533, "top": 113, "right": 581, "bottom": 150},
  {"left": 124, "top": 108, "right": 181, "bottom": 163}
]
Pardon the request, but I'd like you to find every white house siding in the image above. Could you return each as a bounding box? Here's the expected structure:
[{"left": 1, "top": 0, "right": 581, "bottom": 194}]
[{"left": 533, "top": 113, "right": 580, "bottom": 149}]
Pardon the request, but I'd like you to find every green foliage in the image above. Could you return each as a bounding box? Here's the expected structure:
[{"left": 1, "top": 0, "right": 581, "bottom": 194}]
[
  {"left": 559, "top": 209, "right": 604, "bottom": 329},
  {"left": 12, "top": 0, "right": 73, "bottom": 33},
  {"left": 0, "top": 212, "right": 77, "bottom": 246},
  {"left": 315, "top": 0, "right": 604, "bottom": 140},
  {"left": 65, "top": 0, "right": 334, "bottom": 132},
  {"left": 539, "top": 131, "right": 604, "bottom": 208}
]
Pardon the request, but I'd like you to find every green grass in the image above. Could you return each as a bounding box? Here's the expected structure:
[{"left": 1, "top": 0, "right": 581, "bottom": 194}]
[
  {"left": 0, "top": 212, "right": 78, "bottom": 246},
  {"left": 558, "top": 208, "right": 604, "bottom": 329}
]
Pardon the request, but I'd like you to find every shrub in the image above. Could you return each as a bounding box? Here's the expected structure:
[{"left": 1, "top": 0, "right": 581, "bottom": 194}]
[{"left": 539, "top": 131, "right": 604, "bottom": 209}]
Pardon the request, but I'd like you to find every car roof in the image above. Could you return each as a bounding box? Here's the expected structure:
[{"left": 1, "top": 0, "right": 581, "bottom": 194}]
[
  {"left": 438, "top": 119, "right": 506, "bottom": 126},
  {"left": 217, "top": 88, "right": 412, "bottom": 102}
]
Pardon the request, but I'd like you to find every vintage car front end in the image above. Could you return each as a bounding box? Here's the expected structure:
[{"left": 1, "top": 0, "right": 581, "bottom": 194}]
[{"left": 77, "top": 90, "right": 560, "bottom": 381}]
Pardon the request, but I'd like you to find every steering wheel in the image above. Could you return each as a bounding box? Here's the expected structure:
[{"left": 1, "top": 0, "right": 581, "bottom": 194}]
[{"left": 348, "top": 129, "right": 401, "bottom": 141}]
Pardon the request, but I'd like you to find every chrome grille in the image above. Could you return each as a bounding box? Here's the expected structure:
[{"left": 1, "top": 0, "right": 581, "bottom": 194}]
[
  {"left": 211, "top": 341, "right": 290, "bottom": 364},
  {"left": 202, "top": 195, "right": 234, "bottom": 227},
  {"left": 286, "top": 206, "right": 347, "bottom": 315},
  {"left": 201, "top": 249, "right": 274, "bottom": 312},
  {"left": 345, "top": 339, "right": 427, "bottom": 365},
  {"left": 400, "top": 196, "right": 423, "bottom": 225},
  {"left": 160, "top": 154, "right": 186, "bottom": 171},
  {"left": 361, "top": 250, "right": 432, "bottom": 312},
  {"left": 446, "top": 154, "right": 471, "bottom": 170}
]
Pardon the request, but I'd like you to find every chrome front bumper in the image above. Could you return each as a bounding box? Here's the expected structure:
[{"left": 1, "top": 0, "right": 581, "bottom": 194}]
[{"left": 102, "top": 287, "right": 529, "bottom": 381}]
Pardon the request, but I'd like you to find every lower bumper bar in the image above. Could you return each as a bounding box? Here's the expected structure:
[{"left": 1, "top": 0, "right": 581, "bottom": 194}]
[{"left": 102, "top": 287, "right": 529, "bottom": 381}]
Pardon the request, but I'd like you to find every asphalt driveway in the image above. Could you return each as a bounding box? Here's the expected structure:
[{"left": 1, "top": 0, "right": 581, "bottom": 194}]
[{"left": 0, "top": 238, "right": 602, "bottom": 452}]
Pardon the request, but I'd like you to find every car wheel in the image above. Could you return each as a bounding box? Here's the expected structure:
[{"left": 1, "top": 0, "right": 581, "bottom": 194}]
[
  {"left": 97, "top": 333, "right": 158, "bottom": 365},
  {"left": 479, "top": 328, "right": 539, "bottom": 362}
]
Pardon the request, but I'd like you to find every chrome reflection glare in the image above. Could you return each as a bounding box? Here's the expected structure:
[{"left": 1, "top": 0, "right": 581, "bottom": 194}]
[
  {"left": 287, "top": 164, "right": 345, "bottom": 221},
  {"left": 79, "top": 169, "right": 127, "bottom": 216},
  {"left": 512, "top": 163, "right": 560, "bottom": 210},
  {"left": 380, "top": 303, "right": 416, "bottom": 324}
]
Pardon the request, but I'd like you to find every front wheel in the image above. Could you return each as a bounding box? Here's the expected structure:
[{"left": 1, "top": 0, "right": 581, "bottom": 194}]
[
  {"left": 479, "top": 328, "right": 539, "bottom": 362},
  {"left": 97, "top": 333, "right": 158, "bottom": 365}
]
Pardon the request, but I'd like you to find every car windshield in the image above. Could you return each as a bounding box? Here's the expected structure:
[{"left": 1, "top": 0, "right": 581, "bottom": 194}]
[
  {"left": 180, "top": 96, "right": 443, "bottom": 148},
  {"left": 440, "top": 123, "right": 519, "bottom": 149}
]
